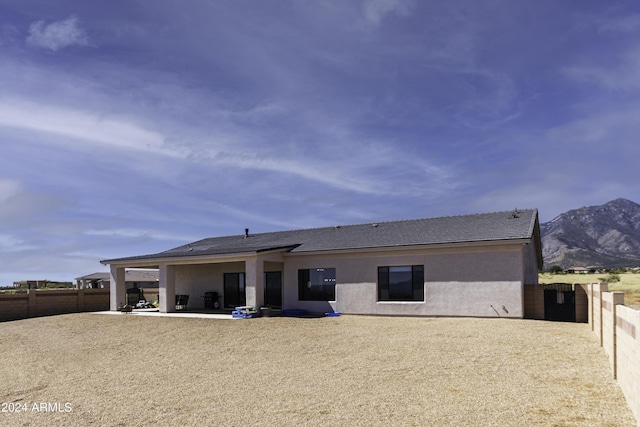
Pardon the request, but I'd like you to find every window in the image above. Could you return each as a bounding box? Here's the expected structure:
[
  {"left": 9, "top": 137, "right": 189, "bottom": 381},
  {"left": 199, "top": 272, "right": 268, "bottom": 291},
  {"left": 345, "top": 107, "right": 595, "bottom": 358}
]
[
  {"left": 298, "top": 268, "right": 336, "bottom": 301},
  {"left": 223, "top": 272, "right": 246, "bottom": 308},
  {"left": 378, "top": 265, "right": 424, "bottom": 301}
]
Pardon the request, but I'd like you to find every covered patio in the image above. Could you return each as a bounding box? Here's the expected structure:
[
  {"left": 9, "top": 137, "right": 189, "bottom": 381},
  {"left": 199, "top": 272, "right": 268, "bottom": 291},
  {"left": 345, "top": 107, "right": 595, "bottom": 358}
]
[{"left": 105, "top": 249, "right": 287, "bottom": 313}]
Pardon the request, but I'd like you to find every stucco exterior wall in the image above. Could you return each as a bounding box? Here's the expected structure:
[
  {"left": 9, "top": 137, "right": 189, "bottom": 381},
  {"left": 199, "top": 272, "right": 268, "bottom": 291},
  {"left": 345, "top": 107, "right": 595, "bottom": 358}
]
[
  {"left": 282, "top": 243, "right": 527, "bottom": 317},
  {"left": 522, "top": 240, "right": 540, "bottom": 284},
  {"left": 331, "top": 281, "right": 522, "bottom": 317}
]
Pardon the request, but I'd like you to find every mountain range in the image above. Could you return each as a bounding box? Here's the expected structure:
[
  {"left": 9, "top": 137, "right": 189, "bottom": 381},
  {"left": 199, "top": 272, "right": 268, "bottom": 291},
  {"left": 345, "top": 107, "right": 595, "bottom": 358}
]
[{"left": 541, "top": 198, "right": 640, "bottom": 269}]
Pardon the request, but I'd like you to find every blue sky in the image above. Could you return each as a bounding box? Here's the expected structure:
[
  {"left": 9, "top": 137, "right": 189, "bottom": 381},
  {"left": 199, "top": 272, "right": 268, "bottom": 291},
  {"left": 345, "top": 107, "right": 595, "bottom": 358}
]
[{"left": 1, "top": 0, "right": 640, "bottom": 285}]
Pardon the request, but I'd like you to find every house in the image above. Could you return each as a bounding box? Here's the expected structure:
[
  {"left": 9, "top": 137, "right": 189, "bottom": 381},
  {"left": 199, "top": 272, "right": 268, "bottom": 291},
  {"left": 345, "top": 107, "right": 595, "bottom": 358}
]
[
  {"left": 12, "top": 280, "right": 72, "bottom": 289},
  {"left": 13, "top": 280, "right": 50, "bottom": 289},
  {"left": 75, "top": 270, "right": 160, "bottom": 289},
  {"left": 564, "top": 267, "right": 591, "bottom": 274},
  {"left": 75, "top": 272, "right": 110, "bottom": 289},
  {"left": 101, "top": 209, "right": 542, "bottom": 318}
]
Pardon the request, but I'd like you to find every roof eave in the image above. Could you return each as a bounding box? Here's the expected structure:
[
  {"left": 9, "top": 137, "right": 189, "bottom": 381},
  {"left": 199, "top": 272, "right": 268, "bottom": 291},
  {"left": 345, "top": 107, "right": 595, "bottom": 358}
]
[{"left": 101, "top": 246, "right": 297, "bottom": 267}]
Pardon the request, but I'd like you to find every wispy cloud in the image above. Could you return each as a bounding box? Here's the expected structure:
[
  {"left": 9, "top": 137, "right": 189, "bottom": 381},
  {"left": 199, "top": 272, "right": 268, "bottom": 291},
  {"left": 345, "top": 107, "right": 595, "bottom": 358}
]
[
  {"left": 0, "top": 98, "right": 452, "bottom": 199},
  {"left": 562, "top": 48, "right": 640, "bottom": 91},
  {"left": 597, "top": 13, "right": 640, "bottom": 34},
  {"left": 0, "top": 100, "right": 177, "bottom": 156},
  {"left": 0, "top": 178, "right": 22, "bottom": 204},
  {"left": 26, "top": 15, "right": 89, "bottom": 51},
  {"left": 546, "top": 107, "right": 640, "bottom": 151},
  {"left": 562, "top": 10, "right": 640, "bottom": 92},
  {"left": 363, "top": 0, "right": 413, "bottom": 25},
  {"left": 0, "top": 179, "right": 66, "bottom": 225},
  {"left": 85, "top": 228, "right": 200, "bottom": 243},
  {"left": 0, "top": 234, "right": 37, "bottom": 252}
]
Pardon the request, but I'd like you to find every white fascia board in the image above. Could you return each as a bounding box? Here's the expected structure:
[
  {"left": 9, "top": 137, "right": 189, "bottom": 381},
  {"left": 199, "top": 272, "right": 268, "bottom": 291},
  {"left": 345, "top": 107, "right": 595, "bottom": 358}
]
[{"left": 103, "top": 247, "right": 289, "bottom": 268}]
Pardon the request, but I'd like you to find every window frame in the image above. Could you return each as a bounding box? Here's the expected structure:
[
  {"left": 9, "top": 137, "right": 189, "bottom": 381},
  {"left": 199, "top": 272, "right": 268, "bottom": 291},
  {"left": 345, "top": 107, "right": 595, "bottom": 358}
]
[
  {"left": 377, "top": 265, "right": 424, "bottom": 302},
  {"left": 298, "top": 268, "right": 336, "bottom": 301}
]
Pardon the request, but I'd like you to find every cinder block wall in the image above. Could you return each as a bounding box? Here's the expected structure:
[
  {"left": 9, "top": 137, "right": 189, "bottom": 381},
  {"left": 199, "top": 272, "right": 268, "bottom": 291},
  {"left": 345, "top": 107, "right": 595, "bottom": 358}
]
[
  {"left": 575, "top": 284, "right": 588, "bottom": 323},
  {"left": 601, "top": 292, "right": 623, "bottom": 375},
  {"left": 36, "top": 290, "right": 79, "bottom": 317},
  {"left": 615, "top": 305, "right": 640, "bottom": 423},
  {"left": 586, "top": 284, "right": 640, "bottom": 426},
  {"left": 523, "top": 284, "right": 544, "bottom": 319},
  {"left": 592, "top": 284, "right": 607, "bottom": 345},
  {"left": 0, "top": 289, "right": 109, "bottom": 322},
  {"left": 523, "top": 283, "right": 588, "bottom": 322},
  {"left": 0, "top": 293, "right": 29, "bottom": 322},
  {"left": 83, "top": 291, "right": 111, "bottom": 312}
]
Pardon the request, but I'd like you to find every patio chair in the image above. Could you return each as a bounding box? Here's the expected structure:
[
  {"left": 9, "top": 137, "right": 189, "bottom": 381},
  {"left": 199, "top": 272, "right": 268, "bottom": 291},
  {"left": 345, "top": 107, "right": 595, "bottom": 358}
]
[{"left": 175, "top": 294, "right": 189, "bottom": 311}]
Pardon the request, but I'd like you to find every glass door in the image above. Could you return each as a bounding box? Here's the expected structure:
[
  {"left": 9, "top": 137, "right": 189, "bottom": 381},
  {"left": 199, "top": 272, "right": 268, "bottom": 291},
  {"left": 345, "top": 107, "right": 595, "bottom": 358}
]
[
  {"left": 223, "top": 273, "right": 246, "bottom": 308},
  {"left": 264, "top": 271, "right": 282, "bottom": 309}
]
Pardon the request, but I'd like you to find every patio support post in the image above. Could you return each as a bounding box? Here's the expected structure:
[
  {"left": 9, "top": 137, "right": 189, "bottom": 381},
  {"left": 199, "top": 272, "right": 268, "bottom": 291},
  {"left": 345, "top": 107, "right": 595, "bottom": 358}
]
[
  {"left": 159, "top": 264, "right": 176, "bottom": 313},
  {"left": 109, "top": 266, "right": 126, "bottom": 311},
  {"left": 245, "top": 257, "right": 264, "bottom": 309}
]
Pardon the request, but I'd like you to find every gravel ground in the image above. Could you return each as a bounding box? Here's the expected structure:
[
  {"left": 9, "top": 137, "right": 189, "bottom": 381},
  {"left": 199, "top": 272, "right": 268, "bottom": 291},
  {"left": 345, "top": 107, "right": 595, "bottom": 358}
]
[{"left": 0, "top": 313, "right": 636, "bottom": 426}]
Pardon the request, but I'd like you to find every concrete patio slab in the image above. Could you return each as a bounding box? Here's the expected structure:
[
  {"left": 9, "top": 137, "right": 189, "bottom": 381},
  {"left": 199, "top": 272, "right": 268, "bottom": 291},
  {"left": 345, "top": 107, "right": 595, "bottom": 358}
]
[{"left": 93, "top": 310, "right": 234, "bottom": 319}]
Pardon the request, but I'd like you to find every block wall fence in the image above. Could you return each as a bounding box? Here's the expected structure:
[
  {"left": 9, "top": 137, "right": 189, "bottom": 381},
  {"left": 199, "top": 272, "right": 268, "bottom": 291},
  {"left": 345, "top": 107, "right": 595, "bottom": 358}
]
[
  {"left": 585, "top": 283, "right": 640, "bottom": 426},
  {"left": 0, "top": 289, "right": 110, "bottom": 322},
  {"left": 523, "top": 283, "right": 589, "bottom": 322}
]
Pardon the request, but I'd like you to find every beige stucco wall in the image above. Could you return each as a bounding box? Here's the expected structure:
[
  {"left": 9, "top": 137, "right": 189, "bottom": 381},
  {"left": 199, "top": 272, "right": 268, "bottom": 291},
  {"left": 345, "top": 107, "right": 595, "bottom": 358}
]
[
  {"left": 282, "top": 242, "right": 529, "bottom": 318},
  {"left": 521, "top": 240, "right": 540, "bottom": 284},
  {"left": 330, "top": 280, "right": 522, "bottom": 317}
]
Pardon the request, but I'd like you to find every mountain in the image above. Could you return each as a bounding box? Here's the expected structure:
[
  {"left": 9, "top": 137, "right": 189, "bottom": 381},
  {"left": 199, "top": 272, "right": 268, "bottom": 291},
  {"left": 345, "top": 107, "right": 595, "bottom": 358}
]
[{"left": 541, "top": 198, "right": 640, "bottom": 269}]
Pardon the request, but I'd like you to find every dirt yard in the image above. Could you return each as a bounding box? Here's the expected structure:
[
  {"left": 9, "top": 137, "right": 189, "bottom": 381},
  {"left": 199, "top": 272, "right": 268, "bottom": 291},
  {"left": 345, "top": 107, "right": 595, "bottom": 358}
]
[{"left": 0, "top": 313, "right": 635, "bottom": 426}]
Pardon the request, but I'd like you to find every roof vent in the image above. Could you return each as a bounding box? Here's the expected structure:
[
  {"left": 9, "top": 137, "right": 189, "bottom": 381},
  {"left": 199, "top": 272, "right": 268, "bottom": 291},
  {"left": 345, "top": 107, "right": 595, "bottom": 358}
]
[
  {"left": 511, "top": 209, "right": 520, "bottom": 219},
  {"left": 244, "top": 228, "right": 249, "bottom": 238},
  {"left": 372, "top": 223, "right": 378, "bottom": 228}
]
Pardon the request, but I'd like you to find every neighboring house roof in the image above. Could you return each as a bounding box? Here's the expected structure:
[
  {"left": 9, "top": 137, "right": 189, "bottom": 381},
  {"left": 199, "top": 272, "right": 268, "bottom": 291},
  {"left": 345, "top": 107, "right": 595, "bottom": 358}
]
[
  {"left": 124, "top": 270, "right": 159, "bottom": 282},
  {"left": 75, "top": 272, "right": 110, "bottom": 281},
  {"left": 102, "top": 209, "right": 540, "bottom": 264}
]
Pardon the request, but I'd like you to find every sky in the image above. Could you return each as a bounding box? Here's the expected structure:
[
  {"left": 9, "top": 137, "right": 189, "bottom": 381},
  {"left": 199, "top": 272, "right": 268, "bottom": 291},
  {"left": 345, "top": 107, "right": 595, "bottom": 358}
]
[{"left": 1, "top": 0, "right": 640, "bottom": 285}]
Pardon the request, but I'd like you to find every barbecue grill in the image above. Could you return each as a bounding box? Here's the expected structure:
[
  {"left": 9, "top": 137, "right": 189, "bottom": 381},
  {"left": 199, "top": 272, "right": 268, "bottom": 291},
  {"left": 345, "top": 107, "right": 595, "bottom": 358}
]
[{"left": 203, "top": 291, "right": 220, "bottom": 309}]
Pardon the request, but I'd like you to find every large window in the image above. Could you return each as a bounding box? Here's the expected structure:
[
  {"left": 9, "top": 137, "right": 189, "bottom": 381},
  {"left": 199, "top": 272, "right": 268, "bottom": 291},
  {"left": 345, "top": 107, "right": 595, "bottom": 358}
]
[
  {"left": 378, "top": 265, "right": 424, "bottom": 301},
  {"left": 224, "top": 272, "right": 246, "bottom": 308},
  {"left": 298, "top": 268, "right": 336, "bottom": 301}
]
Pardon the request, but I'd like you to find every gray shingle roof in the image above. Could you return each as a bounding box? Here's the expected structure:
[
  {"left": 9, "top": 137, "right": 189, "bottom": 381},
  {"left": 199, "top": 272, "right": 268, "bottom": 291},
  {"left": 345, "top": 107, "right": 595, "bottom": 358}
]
[{"left": 102, "top": 209, "right": 539, "bottom": 264}]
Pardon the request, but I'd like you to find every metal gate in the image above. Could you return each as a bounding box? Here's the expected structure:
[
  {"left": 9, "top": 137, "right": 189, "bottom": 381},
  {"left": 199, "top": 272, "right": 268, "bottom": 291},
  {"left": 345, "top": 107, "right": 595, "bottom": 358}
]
[{"left": 544, "top": 283, "right": 575, "bottom": 322}]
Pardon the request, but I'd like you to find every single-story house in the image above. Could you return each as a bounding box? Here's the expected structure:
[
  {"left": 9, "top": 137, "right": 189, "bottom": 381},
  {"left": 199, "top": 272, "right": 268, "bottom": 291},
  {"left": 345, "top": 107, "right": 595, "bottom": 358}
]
[
  {"left": 75, "top": 270, "right": 159, "bottom": 289},
  {"left": 564, "top": 267, "right": 592, "bottom": 274},
  {"left": 101, "top": 209, "right": 542, "bottom": 318},
  {"left": 12, "top": 280, "right": 52, "bottom": 289}
]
